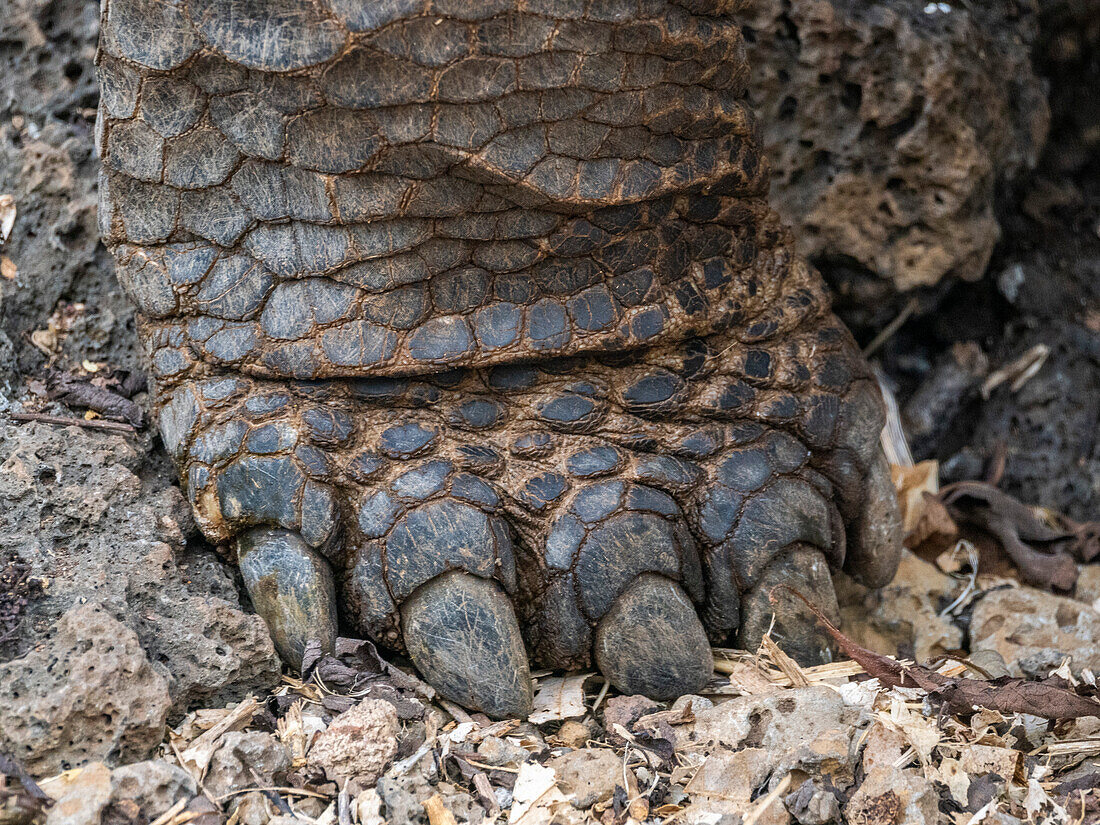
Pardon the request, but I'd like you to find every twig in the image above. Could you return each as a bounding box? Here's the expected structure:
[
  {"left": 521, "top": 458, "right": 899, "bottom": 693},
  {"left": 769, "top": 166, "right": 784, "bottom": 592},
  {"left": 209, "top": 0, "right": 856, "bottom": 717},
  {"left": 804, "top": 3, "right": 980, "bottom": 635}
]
[
  {"left": 147, "top": 798, "right": 189, "bottom": 825},
  {"left": 422, "top": 794, "right": 458, "bottom": 825},
  {"left": 439, "top": 699, "right": 474, "bottom": 726},
  {"left": 214, "top": 787, "right": 331, "bottom": 802},
  {"left": 743, "top": 773, "right": 792, "bottom": 825},
  {"left": 9, "top": 411, "right": 136, "bottom": 433},
  {"left": 863, "top": 297, "right": 918, "bottom": 358}
]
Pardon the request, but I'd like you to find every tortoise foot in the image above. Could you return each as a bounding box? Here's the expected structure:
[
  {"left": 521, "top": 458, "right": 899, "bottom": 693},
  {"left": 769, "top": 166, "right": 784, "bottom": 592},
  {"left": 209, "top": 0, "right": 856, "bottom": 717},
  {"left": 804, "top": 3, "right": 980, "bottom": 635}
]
[{"left": 158, "top": 320, "right": 900, "bottom": 712}]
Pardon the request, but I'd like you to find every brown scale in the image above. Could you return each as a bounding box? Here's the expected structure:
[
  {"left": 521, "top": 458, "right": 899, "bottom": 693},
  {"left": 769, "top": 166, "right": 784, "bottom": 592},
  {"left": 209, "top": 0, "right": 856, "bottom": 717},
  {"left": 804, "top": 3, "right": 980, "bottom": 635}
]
[{"left": 98, "top": 0, "right": 902, "bottom": 718}]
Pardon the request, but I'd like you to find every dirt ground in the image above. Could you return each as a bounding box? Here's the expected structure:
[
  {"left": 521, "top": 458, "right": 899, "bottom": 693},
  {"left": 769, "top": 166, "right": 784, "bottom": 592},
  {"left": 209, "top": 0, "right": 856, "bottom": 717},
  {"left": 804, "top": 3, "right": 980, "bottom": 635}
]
[{"left": 1, "top": 2, "right": 1099, "bottom": 824}]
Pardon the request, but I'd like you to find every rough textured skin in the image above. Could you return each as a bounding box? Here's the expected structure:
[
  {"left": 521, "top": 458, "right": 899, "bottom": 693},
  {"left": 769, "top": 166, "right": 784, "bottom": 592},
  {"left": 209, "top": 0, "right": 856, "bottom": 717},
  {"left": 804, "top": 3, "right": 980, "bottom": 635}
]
[{"left": 96, "top": 0, "right": 902, "bottom": 712}]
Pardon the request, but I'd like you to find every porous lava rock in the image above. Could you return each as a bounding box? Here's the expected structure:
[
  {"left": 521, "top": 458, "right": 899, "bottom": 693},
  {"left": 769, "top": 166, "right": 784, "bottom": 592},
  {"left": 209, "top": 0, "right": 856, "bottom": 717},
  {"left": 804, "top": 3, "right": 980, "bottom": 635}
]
[
  {"left": 743, "top": 0, "right": 1049, "bottom": 323},
  {"left": 0, "top": 603, "right": 171, "bottom": 776},
  {"left": 0, "top": 421, "right": 281, "bottom": 767}
]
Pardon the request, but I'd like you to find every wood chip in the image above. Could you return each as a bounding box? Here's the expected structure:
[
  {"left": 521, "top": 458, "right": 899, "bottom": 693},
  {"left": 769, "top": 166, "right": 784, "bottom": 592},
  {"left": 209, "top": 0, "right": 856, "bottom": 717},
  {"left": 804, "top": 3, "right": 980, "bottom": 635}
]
[{"left": 422, "top": 794, "right": 458, "bottom": 825}]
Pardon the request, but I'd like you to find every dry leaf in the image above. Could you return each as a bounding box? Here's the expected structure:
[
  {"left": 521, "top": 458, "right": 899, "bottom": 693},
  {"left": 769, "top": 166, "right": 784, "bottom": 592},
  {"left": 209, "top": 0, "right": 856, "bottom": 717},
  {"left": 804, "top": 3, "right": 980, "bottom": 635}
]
[
  {"left": 942, "top": 482, "right": 1079, "bottom": 591},
  {"left": 0, "top": 195, "right": 15, "bottom": 245},
  {"left": 528, "top": 673, "right": 592, "bottom": 724},
  {"left": 1, "top": 256, "right": 15, "bottom": 280},
  {"left": 783, "top": 586, "right": 1100, "bottom": 720},
  {"left": 508, "top": 762, "right": 571, "bottom": 825},
  {"left": 891, "top": 461, "right": 957, "bottom": 550},
  {"left": 177, "top": 697, "right": 259, "bottom": 780}
]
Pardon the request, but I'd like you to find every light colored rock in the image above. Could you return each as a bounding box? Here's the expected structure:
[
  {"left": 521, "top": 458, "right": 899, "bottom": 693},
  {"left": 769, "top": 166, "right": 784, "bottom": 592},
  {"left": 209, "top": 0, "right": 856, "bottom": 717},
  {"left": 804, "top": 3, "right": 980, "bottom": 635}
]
[
  {"left": 837, "top": 550, "right": 963, "bottom": 662},
  {"left": 681, "top": 749, "right": 782, "bottom": 823},
  {"left": 546, "top": 748, "right": 621, "bottom": 810},
  {"left": 109, "top": 760, "right": 197, "bottom": 820},
  {"left": 0, "top": 604, "right": 172, "bottom": 775},
  {"left": 205, "top": 733, "right": 291, "bottom": 799},
  {"left": 688, "top": 686, "right": 866, "bottom": 785},
  {"left": 42, "top": 763, "right": 112, "bottom": 825},
  {"left": 476, "top": 736, "right": 528, "bottom": 767},
  {"left": 233, "top": 791, "right": 276, "bottom": 825},
  {"left": 970, "top": 586, "right": 1100, "bottom": 677},
  {"left": 306, "top": 699, "right": 398, "bottom": 785},
  {"left": 860, "top": 722, "right": 909, "bottom": 775},
  {"left": 844, "top": 767, "right": 939, "bottom": 825}
]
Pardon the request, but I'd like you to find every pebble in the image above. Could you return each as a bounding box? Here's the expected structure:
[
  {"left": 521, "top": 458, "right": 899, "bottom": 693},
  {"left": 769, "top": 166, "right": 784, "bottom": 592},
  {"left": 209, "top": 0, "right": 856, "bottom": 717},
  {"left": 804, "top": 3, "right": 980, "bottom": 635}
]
[
  {"left": 547, "top": 747, "right": 622, "bottom": 809},
  {"left": 970, "top": 586, "right": 1100, "bottom": 678},
  {"left": 844, "top": 768, "right": 939, "bottom": 825},
  {"left": 307, "top": 698, "right": 399, "bottom": 784}
]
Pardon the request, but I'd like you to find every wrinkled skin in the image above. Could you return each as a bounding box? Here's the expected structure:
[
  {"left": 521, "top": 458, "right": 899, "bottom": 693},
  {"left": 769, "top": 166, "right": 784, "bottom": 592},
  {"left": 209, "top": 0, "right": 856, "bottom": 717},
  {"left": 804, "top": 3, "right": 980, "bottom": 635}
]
[{"left": 97, "top": 0, "right": 902, "bottom": 718}]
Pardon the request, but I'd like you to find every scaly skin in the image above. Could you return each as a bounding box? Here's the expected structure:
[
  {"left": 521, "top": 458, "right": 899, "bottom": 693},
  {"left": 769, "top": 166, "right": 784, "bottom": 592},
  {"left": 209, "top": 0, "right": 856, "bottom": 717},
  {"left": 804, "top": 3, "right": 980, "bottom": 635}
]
[{"left": 97, "top": 0, "right": 902, "bottom": 718}]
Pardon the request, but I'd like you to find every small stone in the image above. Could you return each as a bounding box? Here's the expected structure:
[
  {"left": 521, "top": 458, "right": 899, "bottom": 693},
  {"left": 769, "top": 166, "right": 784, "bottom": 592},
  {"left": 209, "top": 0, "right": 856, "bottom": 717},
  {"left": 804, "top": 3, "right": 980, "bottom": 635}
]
[
  {"left": 476, "top": 735, "right": 529, "bottom": 767},
  {"left": 205, "top": 732, "right": 291, "bottom": 798},
  {"left": 109, "top": 760, "right": 197, "bottom": 819},
  {"left": 970, "top": 586, "right": 1100, "bottom": 678},
  {"left": 550, "top": 720, "right": 592, "bottom": 749},
  {"left": 307, "top": 699, "right": 399, "bottom": 784},
  {"left": 844, "top": 767, "right": 939, "bottom": 825},
  {"left": 547, "top": 747, "right": 621, "bottom": 809},
  {"left": 44, "top": 763, "right": 112, "bottom": 825},
  {"left": 785, "top": 778, "right": 842, "bottom": 825},
  {"left": 233, "top": 791, "right": 276, "bottom": 825}
]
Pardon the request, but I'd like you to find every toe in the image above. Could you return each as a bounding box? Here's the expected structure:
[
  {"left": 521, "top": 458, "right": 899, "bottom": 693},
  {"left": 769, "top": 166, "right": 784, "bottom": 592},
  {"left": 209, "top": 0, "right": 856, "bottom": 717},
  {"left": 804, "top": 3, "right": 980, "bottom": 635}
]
[
  {"left": 238, "top": 526, "right": 339, "bottom": 669},
  {"left": 595, "top": 573, "right": 713, "bottom": 699},
  {"left": 402, "top": 571, "right": 533, "bottom": 719},
  {"left": 528, "top": 479, "right": 712, "bottom": 699},
  {"left": 736, "top": 543, "right": 840, "bottom": 665}
]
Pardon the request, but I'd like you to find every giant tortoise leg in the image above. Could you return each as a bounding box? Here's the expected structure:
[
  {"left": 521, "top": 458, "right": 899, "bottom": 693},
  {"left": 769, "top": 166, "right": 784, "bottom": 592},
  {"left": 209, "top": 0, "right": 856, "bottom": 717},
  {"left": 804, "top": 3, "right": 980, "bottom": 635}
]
[{"left": 97, "top": 0, "right": 904, "bottom": 716}]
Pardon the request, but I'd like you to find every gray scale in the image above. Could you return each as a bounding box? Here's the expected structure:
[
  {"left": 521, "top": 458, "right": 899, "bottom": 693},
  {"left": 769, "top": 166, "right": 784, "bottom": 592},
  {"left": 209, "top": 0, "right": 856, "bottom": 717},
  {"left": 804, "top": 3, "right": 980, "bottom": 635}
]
[
  {"left": 188, "top": 0, "right": 347, "bottom": 71},
  {"left": 192, "top": 255, "right": 274, "bottom": 320},
  {"left": 140, "top": 76, "right": 204, "bottom": 138},
  {"left": 209, "top": 93, "right": 286, "bottom": 160},
  {"left": 180, "top": 188, "right": 252, "bottom": 246},
  {"left": 164, "top": 128, "right": 240, "bottom": 189},
  {"left": 106, "top": 120, "right": 165, "bottom": 184}
]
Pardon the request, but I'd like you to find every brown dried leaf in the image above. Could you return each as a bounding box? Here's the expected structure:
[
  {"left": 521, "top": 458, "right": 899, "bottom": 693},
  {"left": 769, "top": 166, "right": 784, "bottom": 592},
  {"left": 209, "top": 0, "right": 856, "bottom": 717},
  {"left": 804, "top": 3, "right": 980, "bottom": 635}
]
[
  {"left": 781, "top": 587, "right": 1100, "bottom": 720},
  {"left": 942, "top": 482, "right": 1078, "bottom": 591},
  {"left": 46, "top": 370, "right": 145, "bottom": 428}
]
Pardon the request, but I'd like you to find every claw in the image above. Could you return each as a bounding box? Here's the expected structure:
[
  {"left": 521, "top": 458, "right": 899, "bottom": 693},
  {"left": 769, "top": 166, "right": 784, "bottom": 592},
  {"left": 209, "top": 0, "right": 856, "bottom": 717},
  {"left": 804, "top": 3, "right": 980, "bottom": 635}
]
[
  {"left": 594, "top": 573, "right": 713, "bottom": 700},
  {"left": 401, "top": 571, "right": 533, "bottom": 719},
  {"left": 736, "top": 544, "right": 839, "bottom": 665},
  {"left": 237, "top": 527, "right": 339, "bottom": 669}
]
